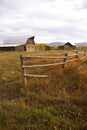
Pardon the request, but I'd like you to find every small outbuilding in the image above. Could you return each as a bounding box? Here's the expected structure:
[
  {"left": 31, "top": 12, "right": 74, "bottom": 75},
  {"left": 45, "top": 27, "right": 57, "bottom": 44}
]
[
  {"left": 64, "top": 42, "right": 76, "bottom": 50},
  {"left": 0, "top": 36, "right": 36, "bottom": 52},
  {"left": 58, "top": 42, "right": 76, "bottom": 50}
]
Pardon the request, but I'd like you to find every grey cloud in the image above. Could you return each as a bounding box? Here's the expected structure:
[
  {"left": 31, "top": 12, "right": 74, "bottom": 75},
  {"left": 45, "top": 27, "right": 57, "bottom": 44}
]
[
  {"left": 0, "top": 0, "right": 87, "bottom": 43},
  {"left": 0, "top": 0, "right": 18, "bottom": 10},
  {"left": 82, "top": 0, "right": 87, "bottom": 8},
  {"left": 32, "top": 23, "right": 77, "bottom": 35},
  {"left": 0, "top": 0, "right": 6, "bottom": 5},
  {"left": 75, "top": 0, "right": 87, "bottom": 10}
]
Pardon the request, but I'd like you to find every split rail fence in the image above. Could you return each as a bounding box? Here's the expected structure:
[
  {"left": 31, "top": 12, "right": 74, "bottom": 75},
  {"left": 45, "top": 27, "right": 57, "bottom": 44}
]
[{"left": 20, "top": 50, "right": 86, "bottom": 87}]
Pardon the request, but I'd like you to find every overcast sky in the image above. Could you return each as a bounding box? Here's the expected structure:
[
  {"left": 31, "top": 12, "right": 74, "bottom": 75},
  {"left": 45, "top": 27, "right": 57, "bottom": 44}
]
[{"left": 0, "top": 0, "right": 87, "bottom": 43}]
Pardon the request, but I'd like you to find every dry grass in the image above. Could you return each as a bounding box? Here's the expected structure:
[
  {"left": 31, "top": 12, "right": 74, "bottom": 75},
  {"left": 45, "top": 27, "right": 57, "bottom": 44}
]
[{"left": 0, "top": 50, "right": 87, "bottom": 130}]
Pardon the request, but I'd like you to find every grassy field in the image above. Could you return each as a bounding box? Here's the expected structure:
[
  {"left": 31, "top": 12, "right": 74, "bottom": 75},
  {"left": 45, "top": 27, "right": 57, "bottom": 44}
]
[{"left": 0, "top": 50, "right": 87, "bottom": 130}]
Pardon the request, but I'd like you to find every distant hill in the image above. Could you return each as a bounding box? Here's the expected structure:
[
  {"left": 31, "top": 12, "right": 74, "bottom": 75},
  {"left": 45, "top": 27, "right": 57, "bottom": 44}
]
[
  {"left": 48, "top": 42, "right": 64, "bottom": 46},
  {"left": 75, "top": 42, "right": 87, "bottom": 46},
  {"left": 48, "top": 42, "right": 87, "bottom": 46}
]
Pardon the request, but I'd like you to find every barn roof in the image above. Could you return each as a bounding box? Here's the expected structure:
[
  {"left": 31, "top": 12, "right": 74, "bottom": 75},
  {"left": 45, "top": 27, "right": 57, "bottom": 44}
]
[
  {"left": 0, "top": 43, "right": 24, "bottom": 47},
  {"left": 64, "top": 42, "right": 76, "bottom": 46},
  {"left": 0, "top": 36, "right": 34, "bottom": 47}
]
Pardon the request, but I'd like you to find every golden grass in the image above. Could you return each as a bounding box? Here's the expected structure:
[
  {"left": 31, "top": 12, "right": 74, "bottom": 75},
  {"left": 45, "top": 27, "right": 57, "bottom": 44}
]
[{"left": 0, "top": 50, "right": 87, "bottom": 130}]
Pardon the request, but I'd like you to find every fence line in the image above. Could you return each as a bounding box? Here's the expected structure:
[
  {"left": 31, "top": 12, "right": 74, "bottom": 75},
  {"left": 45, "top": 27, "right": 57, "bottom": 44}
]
[
  {"left": 22, "top": 55, "right": 66, "bottom": 59},
  {"left": 23, "top": 74, "right": 48, "bottom": 78},
  {"left": 22, "top": 62, "right": 66, "bottom": 68},
  {"left": 66, "top": 58, "right": 78, "bottom": 62},
  {"left": 20, "top": 50, "right": 86, "bottom": 87}
]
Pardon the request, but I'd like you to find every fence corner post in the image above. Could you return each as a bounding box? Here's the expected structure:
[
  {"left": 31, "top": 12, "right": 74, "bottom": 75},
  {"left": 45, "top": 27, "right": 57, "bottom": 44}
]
[
  {"left": 62, "top": 53, "right": 68, "bottom": 68},
  {"left": 75, "top": 51, "right": 78, "bottom": 60},
  {"left": 20, "top": 55, "right": 27, "bottom": 87},
  {"left": 84, "top": 50, "right": 86, "bottom": 56}
]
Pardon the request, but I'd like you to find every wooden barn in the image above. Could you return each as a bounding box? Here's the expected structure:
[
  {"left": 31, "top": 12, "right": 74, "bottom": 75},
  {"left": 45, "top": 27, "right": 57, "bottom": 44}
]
[
  {"left": 58, "top": 42, "right": 76, "bottom": 50},
  {"left": 0, "top": 36, "right": 36, "bottom": 52},
  {"left": 64, "top": 42, "right": 76, "bottom": 50}
]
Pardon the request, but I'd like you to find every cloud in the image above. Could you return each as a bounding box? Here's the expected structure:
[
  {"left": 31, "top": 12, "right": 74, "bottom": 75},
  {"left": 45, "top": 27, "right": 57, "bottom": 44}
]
[
  {"left": 74, "top": 0, "right": 87, "bottom": 9},
  {"left": 82, "top": 0, "right": 87, "bottom": 8},
  {"left": 0, "top": 0, "right": 87, "bottom": 43}
]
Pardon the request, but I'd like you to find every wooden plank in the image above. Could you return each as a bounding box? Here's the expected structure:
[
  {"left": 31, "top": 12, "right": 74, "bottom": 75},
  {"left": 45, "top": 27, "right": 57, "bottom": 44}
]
[
  {"left": 67, "top": 58, "right": 77, "bottom": 62},
  {"left": 22, "top": 61, "right": 65, "bottom": 68},
  {"left": 23, "top": 74, "right": 48, "bottom": 78},
  {"left": 22, "top": 55, "right": 66, "bottom": 59},
  {"left": 68, "top": 54, "right": 77, "bottom": 56}
]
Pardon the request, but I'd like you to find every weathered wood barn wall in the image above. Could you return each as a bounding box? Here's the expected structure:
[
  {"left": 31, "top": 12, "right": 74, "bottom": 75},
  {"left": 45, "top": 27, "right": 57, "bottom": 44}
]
[
  {"left": 26, "top": 36, "right": 35, "bottom": 52},
  {"left": 64, "top": 42, "right": 76, "bottom": 49}
]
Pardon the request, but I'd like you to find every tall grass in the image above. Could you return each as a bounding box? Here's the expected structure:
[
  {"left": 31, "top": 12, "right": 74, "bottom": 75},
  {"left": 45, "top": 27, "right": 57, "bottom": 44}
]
[{"left": 0, "top": 50, "right": 87, "bottom": 130}]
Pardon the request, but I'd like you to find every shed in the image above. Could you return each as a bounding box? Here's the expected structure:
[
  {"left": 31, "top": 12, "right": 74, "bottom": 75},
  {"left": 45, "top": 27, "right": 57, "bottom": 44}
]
[
  {"left": 64, "top": 42, "right": 76, "bottom": 50},
  {"left": 0, "top": 36, "right": 36, "bottom": 51}
]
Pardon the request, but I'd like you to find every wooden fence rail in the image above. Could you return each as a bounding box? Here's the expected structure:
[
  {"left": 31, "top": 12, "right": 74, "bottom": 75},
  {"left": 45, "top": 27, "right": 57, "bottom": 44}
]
[{"left": 20, "top": 50, "right": 86, "bottom": 87}]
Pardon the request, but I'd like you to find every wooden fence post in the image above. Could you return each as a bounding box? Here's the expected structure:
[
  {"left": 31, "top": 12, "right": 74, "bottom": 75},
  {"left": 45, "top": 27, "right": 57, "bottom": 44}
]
[
  {"left": 62, "top": 53, "right": 68, "bottom": 68},
  {"left": 75, "top": 51, "right": 78, "bottom": 60},
  {"left": 20, "top": 55, "right": 27, "bottom": 87},
  {"left": 84, "top": 50, "right": 86, "bottom": 56}
]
